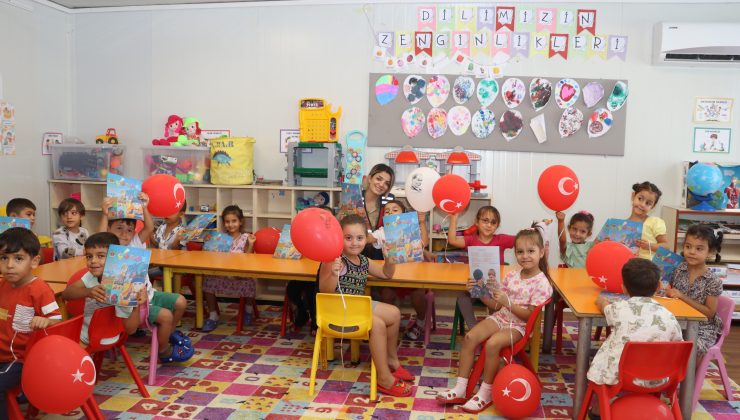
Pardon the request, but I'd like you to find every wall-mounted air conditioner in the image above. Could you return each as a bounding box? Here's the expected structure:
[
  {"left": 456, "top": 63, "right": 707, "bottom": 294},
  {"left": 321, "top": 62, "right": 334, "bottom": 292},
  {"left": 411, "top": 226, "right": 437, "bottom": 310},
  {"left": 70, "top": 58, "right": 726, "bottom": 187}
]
[{"left": 653, "top": 22, "right": 740, "bottom": 67}]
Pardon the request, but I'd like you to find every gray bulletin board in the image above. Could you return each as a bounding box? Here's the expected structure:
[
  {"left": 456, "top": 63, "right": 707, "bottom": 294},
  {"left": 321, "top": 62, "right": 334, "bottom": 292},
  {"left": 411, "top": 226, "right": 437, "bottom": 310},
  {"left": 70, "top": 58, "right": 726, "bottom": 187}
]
[{"left": 368, "top": 73, "right": 627, "bottom": 156}]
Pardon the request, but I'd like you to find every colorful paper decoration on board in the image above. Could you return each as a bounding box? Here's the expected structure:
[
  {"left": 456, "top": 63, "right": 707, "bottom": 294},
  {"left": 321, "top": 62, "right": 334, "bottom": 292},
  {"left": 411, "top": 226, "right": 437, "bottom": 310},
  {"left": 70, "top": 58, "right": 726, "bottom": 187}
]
[
  {"left": 530, "top": 113, "right": 547, "bottom": 143},
  {"left": 582, "top": 82, "right": 604, "bottom": 108},
  {"left": 559, "top": 107, "right": 584, "bottom": 137},
  {"left": 471, "top": 108, "right": 496, "bottom": 139},
  {"left": 588, "top": 108, "right": 613, "bottom": 138},
  {"left": 426, "top": 75, "right": 450, "bottom": 107},
  {"left": 501, "top": 78, "right": 526, "bottom": 108},
  {"left": 427, "top": 108, "right": 448, "bottom": 139},
  {"left": 607, "top": 81, "right": 629, "bottom": 111},
  {"left": 453, "top": 76, "right": 475, "bottom": 104},
  {"left": 1, "top": 102, "right": 16, "bottom": 156},
  {"left": 448, "top": 106, "right": 472, "bottom": 136},
  {"left": 401, "top": 107, "right": 425, "bottom": 138},
  {"left": 500, "top": 110, "right": 524, "bottom": 141},
  {"left": 403, "top": 75, "right": 427, "bottom": 104},
  {"left": 476, "top": 79, "right": 499, "bottom": 108},
  {"left": 375, "top": 75, "right": 399, "bottom": 105},
  {"left": 529, "top": 78, "right": 552, "bottom": 111},
  {"left": 555, "top": 78, "right": 581, "bottom": 109}
]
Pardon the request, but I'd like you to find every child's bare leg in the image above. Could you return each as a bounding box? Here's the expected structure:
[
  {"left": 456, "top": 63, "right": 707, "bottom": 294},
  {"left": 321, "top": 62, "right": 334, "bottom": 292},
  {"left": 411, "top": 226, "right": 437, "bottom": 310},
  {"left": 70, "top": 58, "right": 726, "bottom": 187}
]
[
  {"left": 410, "top": 289, "right": 426, "bottom": 321},
  {"left": 156, "top": 309, "right": 174, "bottom": 355},
  {"left": 481, "top": 328, "right": 522, "bottom": 384},
  {"left": 378, "top": 287, "right": 396, "bottom": 305},
  {"left": 204, "top": 292, "right": 218, "bottom": 319},
  {"left": 369, "top": 314, "right": 395, "bottom": 389},
  {"left": 372, "top": 302, "right": 402, "bottom": 369},
  {"left": 172, "top": 295, "right": 187, "bottom": 325}
]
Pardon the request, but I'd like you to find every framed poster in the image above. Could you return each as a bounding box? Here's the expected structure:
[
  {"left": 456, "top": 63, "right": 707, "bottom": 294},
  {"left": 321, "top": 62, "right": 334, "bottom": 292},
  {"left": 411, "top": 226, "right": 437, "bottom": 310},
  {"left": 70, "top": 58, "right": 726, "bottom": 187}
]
[
  {"left": 693, "top": 127, "right": 731, "bottom": 154},
  {"left": 694, "top": 97, "right": 733, "bottom": 123},
  {"left": 280, "top": 129, "right": 300, "bottom": 153},
  {"left": 42, "top": 132, "right": 63, "bottom": 156}
]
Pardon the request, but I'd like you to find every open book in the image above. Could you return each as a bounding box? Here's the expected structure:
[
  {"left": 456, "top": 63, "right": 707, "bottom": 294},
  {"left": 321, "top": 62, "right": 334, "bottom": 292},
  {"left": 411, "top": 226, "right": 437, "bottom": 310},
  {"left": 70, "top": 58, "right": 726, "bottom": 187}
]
[
  {"left": 274, "top": 225, "right": 301, "bottom": 259},
  {"left": 467, "top": 246, "right": 501, "bottom": 298},
  {"left": 101, "top": 245, "right": 151, "bottom": 307},
  {"left": 106, "top": 174, "right": 144, "bottom": 220},
  {"left": 0, "top": 216, "right": 31, "bottom": 233},
  {"left": 180, "top": 213, "right": 217, "bottom": 242},
  {"left": 383, "top": 212, "right": 424, "bottom": 264},
  {"left": 596, "top": 218, "right": 643, "bottom": 253}
]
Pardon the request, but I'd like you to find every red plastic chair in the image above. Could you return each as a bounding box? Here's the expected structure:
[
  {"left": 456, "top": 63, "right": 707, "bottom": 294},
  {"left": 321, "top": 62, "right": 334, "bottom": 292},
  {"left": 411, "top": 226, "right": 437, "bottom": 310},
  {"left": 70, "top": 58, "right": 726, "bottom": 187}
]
[
  {"left": 39, "top": 247, "right": 54, "bottom": 265},
  {"left": 65, "top": 267, "right": 89, "bottom": 317},
  {"left": 576, "top": 341, "right": 694, "bottom": 420},
  {"left": 692, "top": 295, "right": 735, "bottom": 411},
  {"left": 465, "top": 298, "right": 551, "bottom": 398}
]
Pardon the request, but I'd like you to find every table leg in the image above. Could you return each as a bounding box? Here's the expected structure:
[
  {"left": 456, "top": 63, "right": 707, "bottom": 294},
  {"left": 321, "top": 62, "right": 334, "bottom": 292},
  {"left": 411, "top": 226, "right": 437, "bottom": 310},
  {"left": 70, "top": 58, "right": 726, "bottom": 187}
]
[
  {"left": 542, "top": 292, "right": 558, "bottom": 354},
  {"left": 163, "top": 267, "right": 173, "bottom": 293},
  {"left": 680, "top": 321, "right": 699, "bottom": 419},
  {"left": 573, "top": 316, "right": 592, "bottom": 420},
  {"left": 195, "top": 275, "right": 203, "bottom": 329},
  {"left": 530, "top": 311, "right": 543, "bottom": 372}
]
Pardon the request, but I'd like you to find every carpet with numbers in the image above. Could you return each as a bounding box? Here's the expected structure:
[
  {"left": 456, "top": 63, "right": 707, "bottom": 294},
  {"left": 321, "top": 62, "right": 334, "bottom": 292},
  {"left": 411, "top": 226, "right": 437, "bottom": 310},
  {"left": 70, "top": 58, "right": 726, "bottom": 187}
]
[{"left": 36, "top": 302, "right": 740, "bottom": 420}]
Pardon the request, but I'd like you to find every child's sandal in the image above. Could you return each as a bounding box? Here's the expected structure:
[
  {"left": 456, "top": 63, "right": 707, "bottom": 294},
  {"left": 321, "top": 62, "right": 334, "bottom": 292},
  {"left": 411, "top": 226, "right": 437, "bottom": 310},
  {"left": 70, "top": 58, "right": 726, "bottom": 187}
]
[
  {"left": 435, "top": 389, "right": 466, "bottom": 405},
  {"left": 169, "top": 330, "right": 191, "bottom": 347},
  {"left": 461, "top": 395, "right": 492, "bottom": 414},
  {"left": 159, "top": 343, "right": 194, "bottom": 363},
  {"left": 377, "top": 377, "right": 412, "bottom": 397}
]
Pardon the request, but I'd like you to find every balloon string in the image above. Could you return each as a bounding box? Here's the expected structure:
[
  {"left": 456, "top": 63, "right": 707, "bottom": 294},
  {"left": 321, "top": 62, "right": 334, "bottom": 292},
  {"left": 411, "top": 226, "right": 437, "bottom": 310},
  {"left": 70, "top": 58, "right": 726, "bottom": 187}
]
[{"left": 440, "top": 214, "right": 450, "bottom": 263}]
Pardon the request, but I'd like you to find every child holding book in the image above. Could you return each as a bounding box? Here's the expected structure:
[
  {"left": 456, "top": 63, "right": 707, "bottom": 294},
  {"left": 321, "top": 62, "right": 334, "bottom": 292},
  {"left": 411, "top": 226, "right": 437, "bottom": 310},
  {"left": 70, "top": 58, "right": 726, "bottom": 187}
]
[
  {"left": 151, "top": 201, "right": 187, "bottom": 250},
  {"left": 556, "top": 210, "right": 595, "bottom": 268},
  {"left": 202, "top": 205, "right": 257, "bottom": 332},
  {"left": 53, "top": 197, "right": 89, "bottom": 260},
  {"left": 628, "top": 181, "right": 668, "bottom": 259}
]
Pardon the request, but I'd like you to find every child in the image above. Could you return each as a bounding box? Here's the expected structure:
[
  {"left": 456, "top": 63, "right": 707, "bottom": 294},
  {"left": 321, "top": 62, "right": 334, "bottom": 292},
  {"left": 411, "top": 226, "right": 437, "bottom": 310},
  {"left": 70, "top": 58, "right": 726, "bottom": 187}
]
[
  {"left": 437, "top": 227, "right": 553, "bottom": 414},
  {"left": 202, "top": 205, "right": 257, "bottom": 332},
  {"left": 0, "top": 228, "right": 62, "bottom": 417},
  {"left": 586, "top": 258, "right": 682, "bottom": 416},
  {"left": 666, "top": 224, "right": 724, "bottom": 356},
  {"left": 448, "top": 206, "right": 516, "bottom": 330},
  {"left": 151, "top": 201, "right": 187, "bottom": 250},
  {"left": 556, "top": 210, "right": 595, "bottom": 268},
  {"left": 100, "top": 195, "right": 192, "bottom": 363},
  {"left": 53, "top": 197, "right": 89, "bottom": 260},
  {"left": 319, "top": 214, "right": 413, "bottom": 397},
  {"left": 5, "top": 198, "right": 36, "bottom": 228},
  {"left": 61, "top": 232, "right": 144, "bottom": 345},
  {"left": 628, "top": 181, "right": 668, "bottom": 259}
]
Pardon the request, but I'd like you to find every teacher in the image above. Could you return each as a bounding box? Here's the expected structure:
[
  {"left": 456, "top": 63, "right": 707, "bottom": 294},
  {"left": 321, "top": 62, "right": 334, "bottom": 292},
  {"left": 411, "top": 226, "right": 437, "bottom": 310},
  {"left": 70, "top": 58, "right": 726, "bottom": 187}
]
[{"left": 362, "top": 163, "right": 395, "bottom": 260}]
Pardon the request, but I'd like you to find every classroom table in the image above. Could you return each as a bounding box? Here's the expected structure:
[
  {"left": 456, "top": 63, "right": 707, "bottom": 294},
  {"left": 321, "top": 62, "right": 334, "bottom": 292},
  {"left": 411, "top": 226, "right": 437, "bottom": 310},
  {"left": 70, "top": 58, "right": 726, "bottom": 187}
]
[
  {"left": 33, "top": 255, "right": 86, "bottom": 284},
  {"left": 539, "top": 268, "right": 706, "bottom": 420}
]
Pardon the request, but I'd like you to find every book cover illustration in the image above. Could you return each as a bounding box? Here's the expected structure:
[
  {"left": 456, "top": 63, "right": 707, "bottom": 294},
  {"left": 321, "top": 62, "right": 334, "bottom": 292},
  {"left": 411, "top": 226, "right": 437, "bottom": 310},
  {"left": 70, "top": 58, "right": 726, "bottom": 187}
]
[
  {"left": 652, "top": 247, "right": 684, "bottom": 296},
  {"left": 0, "top": 216, "right": 31, "bottom": 233},
  {"left": 467, "top": 246, "right": 501, "bottom": 298},
  {"left": 274, "top": 224, "right": 301, "bottom": 259},
  {"left": 383, "top": 212, "right": 424, "bottom": 264},
  {"left": 101, "top": 245, "right": 151, "bottom": 307},
  {"left": 337, "top": 182, "right": 367, "bottom": 221},
  {"left": 202, "top": 231, "right": 234, "bottom": 252},
  {"left": 180, "top": 213, "right": 217, "bottom": 242},
  {"left": 595, "top": 218, "right": 643, "bottom": 253},
  {"left": 599, "top": 290, "right": 628, "bottom": 305},
  {"left": 106, "top": 174, "right": 144, "bottom": 220}
]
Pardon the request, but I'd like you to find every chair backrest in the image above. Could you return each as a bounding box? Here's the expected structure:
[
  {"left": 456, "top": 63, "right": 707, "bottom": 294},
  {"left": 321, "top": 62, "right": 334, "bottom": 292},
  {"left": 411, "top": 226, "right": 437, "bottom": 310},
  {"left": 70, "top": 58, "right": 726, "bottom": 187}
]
[
  {"left": 64, "top": 267, "right": 90, "bottom": 317},
  {"left": 510, "top": 297, "right": 551, "bottom": 354},
  {"left": 617, "top": 341, "right": 693, "bottom": 395},
  {"left": 315, "top": 293, "right": 372, "bottom": 339},
  {"left": 26, "top": 315, "right": 84, "bottom": 351},
  {"left": 39, "top": 248, "right": 54, "bottom": 265},
  {"left": 713, "top": 295, "right": 735, "bottom": 349},
  {"left": 85, "top": 306, "right": 127, "bottom": 353}
]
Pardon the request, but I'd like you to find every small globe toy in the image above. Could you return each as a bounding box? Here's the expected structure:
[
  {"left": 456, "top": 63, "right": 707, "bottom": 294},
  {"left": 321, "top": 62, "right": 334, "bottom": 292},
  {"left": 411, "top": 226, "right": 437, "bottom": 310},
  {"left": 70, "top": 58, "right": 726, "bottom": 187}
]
[
  {"left": 709, "top": 189, "right": 729, "bottom": 210},
  {"left": 687, "top": 163, "right": 723, "bottom": 211}
]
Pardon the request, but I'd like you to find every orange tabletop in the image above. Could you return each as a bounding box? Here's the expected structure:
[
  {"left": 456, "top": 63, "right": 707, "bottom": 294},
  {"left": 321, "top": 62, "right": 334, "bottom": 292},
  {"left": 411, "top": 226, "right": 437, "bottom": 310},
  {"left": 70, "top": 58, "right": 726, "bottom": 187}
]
[
  {"left": 159, "top": 251, "right": 320, "bottom": 280},
  {"left": 33, "top": 256, "right": 86, "bottom": 284},
  {"left": 148, "top": 249, "right": 188, "bottom": 265}
]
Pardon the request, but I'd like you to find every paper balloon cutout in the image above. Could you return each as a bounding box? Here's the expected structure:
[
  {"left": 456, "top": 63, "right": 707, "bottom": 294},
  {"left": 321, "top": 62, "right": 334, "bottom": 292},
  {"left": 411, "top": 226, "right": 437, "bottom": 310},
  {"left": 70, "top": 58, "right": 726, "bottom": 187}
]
[
  {"left": 291, "top": 208, "right": 343, "bottom": 262},
  {"left": 142, "top": 174, "right": 186, "bottom": 217},
  {"left": 530, "top": 113, "right": 547, "bottom": 144},
  {"left": 432, "top": 174, "right": 471, "bottom": 215},
  {"left": 501, "top": 78, "right": 526, "bottom": 108},
  {"left": 588, "top": 108, "right": 614, "bottom": 138},
  {"left": 537, "top": 165, "right": 580, "bottom": 211},
  {"left": 492, "top": 364, "right": 542, "bottom": 419},
  {"left": 555, "top": 78, "right": 581, "bottom": 109},
  {"left": 427, "top": 108, "right": 448, "bottom": 139},
  {"left": 607, "top": 81, "right": 629, "bottom": 112},
  {"left": 401, "top": 107, "right": 425, "bottom": 138},
  {"left": 448, "top": 106, "right": 472, "bottom": 136},
  {"left": 405, "top": 167, "right": 440, "bottom": 212},
  {"left": 374, "top": 75, "right": 399, "bottom": 105},
  {"left": 586, "top": 241, "right": 634, "bottom": 293},
  {"left": 471, "top": 108, "right": 496, "bottom": 139},
  {"left": 426, "top": 75, "right": 450, "bottom": 107},
  {"left": 500, "top": 110, "right": 524, "bottom": 141},
  {"left": 529, "top": 78, "right": 552, "bottom": 111},
  {"left": 403, "top": 75, "right": 426, "bottom": 104},
  {"left": 452, "top": 76, "right": 475, "bottom": 104},
  {"left": 477, "top": 78, "right": 499, "bottom": 108},
  {"left": 558, "top": 107, "right": 584, "bottom": 138},
  {"left": 582, "top": 81, "right": 605, "bottom": 108}
]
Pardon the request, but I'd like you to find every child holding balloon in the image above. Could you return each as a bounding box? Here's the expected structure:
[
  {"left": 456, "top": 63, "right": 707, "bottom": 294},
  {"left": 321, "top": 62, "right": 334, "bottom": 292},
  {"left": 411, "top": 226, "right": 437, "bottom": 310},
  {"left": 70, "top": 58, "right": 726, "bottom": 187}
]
[
  {"left": 556, "top": 210, "right": 595, "bottom": 268},
  {"left": 628, "top": 181, "right": 668, "bottom": 259}
]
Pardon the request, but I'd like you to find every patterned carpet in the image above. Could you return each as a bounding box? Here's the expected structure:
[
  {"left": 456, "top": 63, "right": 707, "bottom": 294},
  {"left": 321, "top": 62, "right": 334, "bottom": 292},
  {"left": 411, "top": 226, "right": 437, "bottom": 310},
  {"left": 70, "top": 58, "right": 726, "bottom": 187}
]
[{"left": 35, "top": 302, "right": 740, "bottom": 420}]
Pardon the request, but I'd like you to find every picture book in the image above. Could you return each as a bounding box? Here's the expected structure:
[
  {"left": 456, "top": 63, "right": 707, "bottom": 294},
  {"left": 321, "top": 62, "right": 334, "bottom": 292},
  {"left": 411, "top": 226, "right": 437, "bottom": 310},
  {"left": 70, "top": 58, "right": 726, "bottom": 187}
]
[
  {"left": 383, "top": 212, "right": 424, "bottom": 264},
  {"left": 652, "top": 247, "right": 684, "bottom": 295},
  {"left": 106, "top": 174, "right": 144, "bottom": 220},
  {"left": 274, "top": 224, "right": 301, "bottom": 259},
  {"left": 599, "top": 290, "right": 629, "bottom": 305},
  {"left": 467, "top": 246, "right": 501, "bottom": 298},
  {"left": 100, "top": 245, "right": 151, "bottom": 307},
  {"left": 337, "top": 182, "right": 366, "bottom": 221},
  {"left": 0, "top": 216, "right": 31, "bottom": 233},
  {"left": 203, "top": 231, "right": 234, "bottom": 252},
  {"left": 595, "top": 218, "right": 643, "bottom": 253},
  {"left": 180, "top": 213, "right": 217, "bottom": 242}
]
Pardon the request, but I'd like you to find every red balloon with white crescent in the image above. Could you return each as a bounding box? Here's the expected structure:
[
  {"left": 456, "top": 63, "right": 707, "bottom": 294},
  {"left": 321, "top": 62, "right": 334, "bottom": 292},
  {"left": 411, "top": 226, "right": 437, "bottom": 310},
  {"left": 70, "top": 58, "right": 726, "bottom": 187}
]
[
  {"left": 491, "top": 364, "right": 541, "bottom": 419},
  {"left": 537, "top": 165, "right": 580, "bottom": 211},
  {"left": 586, "top": 240, "right": 634, "bottom": 293},
  {"left": 432, "top": 174, "right": 471, "bottom": 215},
  {"left": 142, "top": 174, "right": 186, "bottom": 217}
]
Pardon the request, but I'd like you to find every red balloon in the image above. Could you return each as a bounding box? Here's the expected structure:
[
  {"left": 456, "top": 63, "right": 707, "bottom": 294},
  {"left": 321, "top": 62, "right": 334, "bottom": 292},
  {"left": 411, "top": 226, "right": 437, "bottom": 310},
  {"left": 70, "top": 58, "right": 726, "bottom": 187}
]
[
  {"left": 537, "top": 165, "right": 580, "bottom": 211},
  {"left": 254, "top": 227, "right": 281, "bottom": 254},
  {"left": 142, "top": 174, "right": 186, "bottom": 217},
  {"left": 611, "top": 394, "right": 675, "bottom": 419},
  {"left": 586, "top": 241, "right": 635, "bottom": 293},
  {"left": 491, "top": 364, "right": 542, "bottom": 419},
  {"left": 22, "top": 335, "right": 95, "bottom": 413},
  {"left": 290, "top": 208, "right": 343, "bottom": 262},
  {"left": 432, "top": 174, "right": 471, "bottom": 215}
]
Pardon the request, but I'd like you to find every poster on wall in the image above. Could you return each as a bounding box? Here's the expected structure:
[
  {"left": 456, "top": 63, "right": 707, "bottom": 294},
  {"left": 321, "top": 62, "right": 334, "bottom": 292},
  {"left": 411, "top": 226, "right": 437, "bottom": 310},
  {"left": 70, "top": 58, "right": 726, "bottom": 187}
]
[
  {"left": 1, "top": 102, "right": 15, "bottom": 156},
  {"left": 693, "top": 127, "right": 731, "bottom": 154},
  {"left": 694, "top": 98, "right": 733, "bottom": 123},
  {"left": 42, "top": 132, "right": 63, "bottom": 156},
  {"left": 280, "top": 129, "right": 300, "bottom": 153}
]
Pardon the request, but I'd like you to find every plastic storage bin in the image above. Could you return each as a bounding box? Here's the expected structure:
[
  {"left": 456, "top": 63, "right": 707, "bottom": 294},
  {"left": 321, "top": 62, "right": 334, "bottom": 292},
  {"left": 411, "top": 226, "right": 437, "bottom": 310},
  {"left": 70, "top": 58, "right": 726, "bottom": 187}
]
[
  {"left": 51, "top": 144, "right": 124, "bottom": 181},
  {"left": 142, "top": 146, "right": 210, "bottom": 184}
]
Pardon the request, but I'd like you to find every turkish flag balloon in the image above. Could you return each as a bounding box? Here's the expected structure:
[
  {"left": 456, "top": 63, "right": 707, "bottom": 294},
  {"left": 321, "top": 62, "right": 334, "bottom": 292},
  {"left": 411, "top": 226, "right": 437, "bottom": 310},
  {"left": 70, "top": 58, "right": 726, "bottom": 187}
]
[
  {"left": 254, "top": 227, "right": 281, "bottom": 254},
  {"left": 611, "top": 394, "right": 675, "bottom": 420},
  {"left": 492, "top": 364, "right": 542, "bottom": 419},
  {"left": 290, "top": 208, "right": 343, "bottom": 262},
  {"left": 22, "top": 335, "right": 96, "bottom": 413},
  {"left": 432, "top": 174, "right": 471, "bottom": 215},
  {"left": 586, "top": 241, "right": 634, "bottom": 293},
  {"left": 537, "top": 165, "right": 580, "bottom": 211},
  {"left": 142, "top": 174, "right": 186, "bottom": 217}
]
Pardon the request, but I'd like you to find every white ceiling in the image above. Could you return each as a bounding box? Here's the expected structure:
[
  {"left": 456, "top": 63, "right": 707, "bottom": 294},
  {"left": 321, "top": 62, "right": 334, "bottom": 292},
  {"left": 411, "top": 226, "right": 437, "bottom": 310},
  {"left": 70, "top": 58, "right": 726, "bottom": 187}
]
[{"left": 47, "top": 0, "right": 281, "bottom": 7}]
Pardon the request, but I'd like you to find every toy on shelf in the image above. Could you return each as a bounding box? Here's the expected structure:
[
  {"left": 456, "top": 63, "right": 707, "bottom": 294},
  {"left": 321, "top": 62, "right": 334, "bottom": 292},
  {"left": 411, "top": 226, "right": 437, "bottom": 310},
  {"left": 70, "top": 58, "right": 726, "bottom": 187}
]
[
  {"left": 51, "top": 144, "right": 125, "bottom": 181},
  {"left": 468, "top": 180, "right": 488, "bottom": 198},
  {"left": 95, "top": 128, "right": 119, "bottom": 144},
  {"left": 174, "top": 117, "right": 202, "bottom": 147},
  {"left": 143, "top": 146, "right": 210, "bottom": 184},
  {"left": 385, "top": 145, "right": 436, "bottom": 187},
  {"left": 296, "top": 191, "right": 329, "bottom": 212},
  {"left": 343, "top": 130, "right": 366, "bottom": 184},
  {"left": 286, "top": 142, "right": 343, "bottom": 188},
  {"left": 299, "top": 98, "right": 342, "bottom": 142},
  {"left": 437, "top": 147, "right": 481, "bottom": 184},
  {"left": 152, "top": 115, "right": 184, "bottom": 146}
]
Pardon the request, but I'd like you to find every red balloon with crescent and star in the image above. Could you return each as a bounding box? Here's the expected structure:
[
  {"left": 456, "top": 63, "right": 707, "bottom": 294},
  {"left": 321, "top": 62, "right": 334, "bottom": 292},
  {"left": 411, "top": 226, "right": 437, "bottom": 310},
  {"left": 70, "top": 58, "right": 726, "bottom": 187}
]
[
  {"left": 491, "top": 363, "right": 541, "bottom": 419},
  {"left": 432, "top": 174, "right": 471, "bottom": 215},
  {"left": 142, "top": 174, "right": 186, "bottom": 217},
  {"left": 537, "top": 165, "right": 579, "bottom": 211},
  {"left": 585, "top": 240, "right": 634, "bottom": 293}
]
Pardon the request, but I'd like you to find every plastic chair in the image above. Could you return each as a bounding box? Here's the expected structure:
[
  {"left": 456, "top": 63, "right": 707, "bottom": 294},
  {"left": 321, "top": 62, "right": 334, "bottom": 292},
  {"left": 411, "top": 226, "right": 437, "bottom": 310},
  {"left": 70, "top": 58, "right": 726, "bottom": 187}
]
[
  {"left": 173, "top": 274, "right": 259, "bottom": 331},
  {"left": 138, "top": 302, "right": 160, "bottom": 386},
  {"left": 39, "top": 247, "right": 54, "bottom": 265},
  {"left": 576, "top": 341, "right": 694, "bottom": 420},
  {"left": 421, "top": 289, "right": 437, "bottom": 345},
  {"left": 280, "top": 292, "right": 295, "bottom": 337},
  {"left": 64, "top": 267, "right": 89, "bottom": 317},
  {"left": 308, "top": 293, "right": 377, "bottom": 401},
  {"left": 692, "top": 295, "right": 735, "bottom": 411}
]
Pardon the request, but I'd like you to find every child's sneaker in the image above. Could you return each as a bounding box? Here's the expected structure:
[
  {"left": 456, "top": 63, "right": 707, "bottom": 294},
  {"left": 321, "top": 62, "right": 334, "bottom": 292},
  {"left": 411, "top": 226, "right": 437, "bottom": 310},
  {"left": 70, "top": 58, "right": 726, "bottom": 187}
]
[
  {"left": 406, "top": 323, "right": 424, "bottom": 341},
  {"left": 202, "top": 318, "right": 218, "bottom": 332},
  {"left": 159, "top": 343, "right": 194, "bottom": 363}
]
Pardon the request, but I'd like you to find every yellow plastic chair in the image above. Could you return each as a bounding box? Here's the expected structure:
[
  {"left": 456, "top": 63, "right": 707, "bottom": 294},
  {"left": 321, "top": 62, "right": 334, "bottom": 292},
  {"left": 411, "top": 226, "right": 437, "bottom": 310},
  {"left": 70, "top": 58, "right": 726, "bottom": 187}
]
[
  {"left": 0, "top": 206, "right": 5, "bottom": 216},
  {"left": 309, "top": 293, "right": 376, "bottom": 401}
]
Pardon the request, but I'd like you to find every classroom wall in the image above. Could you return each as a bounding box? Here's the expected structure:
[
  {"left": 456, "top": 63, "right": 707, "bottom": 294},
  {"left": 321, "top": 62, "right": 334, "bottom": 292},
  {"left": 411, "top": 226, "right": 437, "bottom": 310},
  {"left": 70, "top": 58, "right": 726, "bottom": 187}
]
[{"left": 0, "top": 2, "right": 72, "bottom": 235}]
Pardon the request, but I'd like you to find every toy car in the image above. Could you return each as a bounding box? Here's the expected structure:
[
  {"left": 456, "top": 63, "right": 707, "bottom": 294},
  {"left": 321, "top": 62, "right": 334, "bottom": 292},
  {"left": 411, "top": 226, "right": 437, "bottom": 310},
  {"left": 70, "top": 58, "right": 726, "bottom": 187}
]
[{"left": 96, "top": 128, "right": 119, "bottom": 144}]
